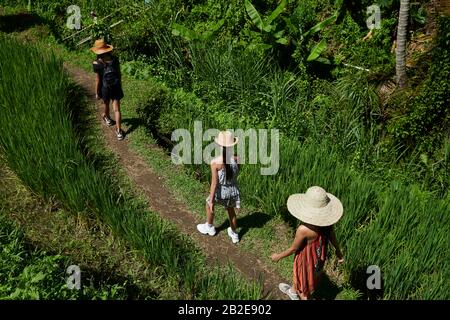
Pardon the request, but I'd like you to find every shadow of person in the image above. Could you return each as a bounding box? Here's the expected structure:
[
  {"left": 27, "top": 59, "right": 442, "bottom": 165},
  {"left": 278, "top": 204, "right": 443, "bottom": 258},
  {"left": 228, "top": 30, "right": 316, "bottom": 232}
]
[
  {"left": 121, "top": 117, "right": 144, "bottom": 136},
  {"left": 216, "top": 211, "right": 271, "bottom": 239},
  {"left": 311, "top": 273, "right": 341, "bottom": 300},
  {"left": 349, "top": 266, "right": 384, "bottom": 300}
]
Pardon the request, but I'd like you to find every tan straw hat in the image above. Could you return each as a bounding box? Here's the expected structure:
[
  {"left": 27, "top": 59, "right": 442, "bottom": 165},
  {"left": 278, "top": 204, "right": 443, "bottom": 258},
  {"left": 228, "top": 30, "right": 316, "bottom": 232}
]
[
  {"left": 214, "top": 131, "right": 239, "bottom": 147},
  {"left": 90, "top": 39, "right": 113, "bottom": 54},
  {"left": 287, "top": 186, "right": 343, "bottom": 226}
]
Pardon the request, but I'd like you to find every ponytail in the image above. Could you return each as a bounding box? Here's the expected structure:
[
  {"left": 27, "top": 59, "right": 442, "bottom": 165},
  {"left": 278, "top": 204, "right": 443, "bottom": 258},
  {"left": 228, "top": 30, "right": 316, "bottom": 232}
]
[{"left": 222, "top": 147, "right": 233, "bottom": 183}]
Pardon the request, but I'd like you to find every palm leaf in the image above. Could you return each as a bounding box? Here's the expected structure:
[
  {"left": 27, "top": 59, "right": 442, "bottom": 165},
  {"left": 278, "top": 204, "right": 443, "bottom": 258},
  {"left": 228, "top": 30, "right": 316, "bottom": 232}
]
[
  {"left": 171, "top": 23, "right": 197, "bottom": 41},
  {"left": 307, "top": 38, "right": 327, "bottom": 61},
  {"left": 245, "top": 0, "right": 264, "bottom": 31},
  {"left": 200, "top": 19, "right": 225, "bottom": 40},
  {"left": 265, "top": 0, "right": 287, "bottom": 26},
  {"left": 275, "top": 37, "right": 288, "bottom": 45},
  {"left": 303, "top": 12, "right": 338, "bottom": 37}
]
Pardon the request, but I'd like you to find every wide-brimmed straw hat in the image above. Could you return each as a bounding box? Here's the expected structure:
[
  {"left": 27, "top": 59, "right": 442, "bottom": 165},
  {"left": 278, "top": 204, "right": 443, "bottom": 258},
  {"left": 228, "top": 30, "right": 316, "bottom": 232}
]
[
  {"left": 90, "top": 39, "right": 113, "bottom": 55},
  {"left": 287, "top": 186, "right": 343, "bottom": 227},
  {"left": 214, "top": 131, "right": 239, "bottom": 147}
]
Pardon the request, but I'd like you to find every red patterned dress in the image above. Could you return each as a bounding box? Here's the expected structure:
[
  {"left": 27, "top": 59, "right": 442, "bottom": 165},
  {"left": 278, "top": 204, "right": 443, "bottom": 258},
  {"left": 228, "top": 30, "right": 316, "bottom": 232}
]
[{"left": 293, "top": 231, "right": 328, "bottom": 297}]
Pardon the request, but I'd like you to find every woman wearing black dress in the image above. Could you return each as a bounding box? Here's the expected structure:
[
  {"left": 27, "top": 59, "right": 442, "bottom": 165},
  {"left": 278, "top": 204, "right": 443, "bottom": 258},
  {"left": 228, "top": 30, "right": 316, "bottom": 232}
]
[{"left": 90, "top": 39, "right": 125, "bottom": 140}]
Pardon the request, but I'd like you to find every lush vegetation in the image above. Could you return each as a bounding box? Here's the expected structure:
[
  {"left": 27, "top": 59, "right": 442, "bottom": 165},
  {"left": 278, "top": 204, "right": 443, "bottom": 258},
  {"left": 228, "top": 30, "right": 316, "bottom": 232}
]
[
  {"left": 0, "top": 210, "right": 132, "bottom": 299},
  {"left": 10, "top": 0, "right": 445, "bottom": 194},
  {"left": 1, "top": 0, "right": 448, "bottom": 299},
  {"left": 0, "top": 35, "right": 261, "bottom": 299}
]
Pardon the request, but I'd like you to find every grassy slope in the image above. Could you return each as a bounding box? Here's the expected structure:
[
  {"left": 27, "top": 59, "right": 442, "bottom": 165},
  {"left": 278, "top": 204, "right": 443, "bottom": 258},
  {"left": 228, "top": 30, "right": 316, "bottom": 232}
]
[
  {"left": 0, "top": 162, "right": 161, "bottom": 299},
  {"left": 0, "top": 30, "right": 262, "bottom": 300}
]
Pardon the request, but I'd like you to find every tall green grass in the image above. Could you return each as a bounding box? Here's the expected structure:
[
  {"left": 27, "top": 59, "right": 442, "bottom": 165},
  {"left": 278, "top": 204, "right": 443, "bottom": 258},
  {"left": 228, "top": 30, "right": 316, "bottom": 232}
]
[
  {"left": 138, "top": 73, "right": 449, "bottom": 299},
  {"left": 0, "top": 36, "right": 262, "bottom": 299},
  {"left": 0, "top": 208, "right": 132, "bottom": 299},
  {"left": 240, "top": 138, "right": 449, "bottom": 299}
]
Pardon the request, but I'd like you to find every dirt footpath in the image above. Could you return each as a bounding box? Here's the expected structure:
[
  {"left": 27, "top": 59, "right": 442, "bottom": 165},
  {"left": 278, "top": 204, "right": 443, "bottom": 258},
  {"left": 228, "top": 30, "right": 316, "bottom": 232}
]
[{"left": 65, "top": 63, "right": 289, "bottom": 300}]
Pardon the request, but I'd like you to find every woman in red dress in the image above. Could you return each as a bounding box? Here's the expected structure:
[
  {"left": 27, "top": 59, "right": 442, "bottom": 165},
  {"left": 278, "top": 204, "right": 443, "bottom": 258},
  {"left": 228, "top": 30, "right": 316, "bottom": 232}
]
[{"left": 271, "top": 186, "right": 344, "bottom": 300}]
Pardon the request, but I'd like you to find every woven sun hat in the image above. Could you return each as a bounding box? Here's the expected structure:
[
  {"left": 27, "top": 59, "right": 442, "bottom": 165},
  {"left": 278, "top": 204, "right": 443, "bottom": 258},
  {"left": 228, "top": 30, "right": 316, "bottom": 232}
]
[
  {"left": 214, "top": 131, "right": 239, "bottom": 147},
  {"left": 90, "top": 39, "right": 113, "bottom": 54},
  {"left": 287, "top": 186, "right": 343, "bottom": 227}
]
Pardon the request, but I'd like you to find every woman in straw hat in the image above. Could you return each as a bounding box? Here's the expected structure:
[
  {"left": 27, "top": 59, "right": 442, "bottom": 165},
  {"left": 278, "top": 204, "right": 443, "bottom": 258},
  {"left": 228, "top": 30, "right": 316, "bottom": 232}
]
[
  {"left": 271, "top": 186, "right": 344, "bottom": 300},
  {"left": 91, "top": 39, "right": 125, "bottom": 141},
  {"left": 197, "top": 131, "right": 241, "bottom": 244}
]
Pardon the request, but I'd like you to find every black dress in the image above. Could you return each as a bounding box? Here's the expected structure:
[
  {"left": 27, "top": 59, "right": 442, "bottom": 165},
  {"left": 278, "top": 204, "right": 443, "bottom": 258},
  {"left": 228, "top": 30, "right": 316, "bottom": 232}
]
[{"left": 92, "top": 56, "right": 124, "bottom": 102}]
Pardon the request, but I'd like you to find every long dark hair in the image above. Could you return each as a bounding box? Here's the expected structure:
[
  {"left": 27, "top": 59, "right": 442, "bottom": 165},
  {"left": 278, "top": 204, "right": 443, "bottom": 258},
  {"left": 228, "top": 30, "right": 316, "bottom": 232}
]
[
  {"left": 222, "top": 146, "right": 233, "bottom": 183},
  {"left": 321, "top": 225, "right": 332, "bottom": 239}
]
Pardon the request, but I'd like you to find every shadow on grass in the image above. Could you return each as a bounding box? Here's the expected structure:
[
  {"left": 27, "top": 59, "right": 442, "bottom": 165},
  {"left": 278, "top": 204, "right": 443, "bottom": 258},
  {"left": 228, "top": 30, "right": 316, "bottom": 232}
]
[
  {"left": 20, "top": 238, "right": 160, "bottom": 299},
  {"left": 66, "top": 80, "right": 115, "bottom": 175},
  {"left": 81, "top": 268, "right": 160, "bottom": 299},
  {"left": 312, "top": 273, "right": 342, "bottom": 300},
  {"left": 348, "top": 266, "right": 384, "bottom": 300},
  {"left": 122, "top": 117, "right": 145, "bottom": 136},
  {"left": 0, "top": 13, "right": 44, "bottom": 33},
  {"left": 216, "top": 211, "right": 271, "bottom": 239},
  {"left": 279, "top": 207, "right": 300, "bottom": 230}
]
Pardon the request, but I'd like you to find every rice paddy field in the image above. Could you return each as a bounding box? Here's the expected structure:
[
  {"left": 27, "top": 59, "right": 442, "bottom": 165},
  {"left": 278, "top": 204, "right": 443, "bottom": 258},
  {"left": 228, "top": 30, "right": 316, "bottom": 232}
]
[
  {"left": 0, "top": 0, "right": 449, "bottom": 302},
  {"left": 0, "top": 36, "right": 261, "bottom": 300}
]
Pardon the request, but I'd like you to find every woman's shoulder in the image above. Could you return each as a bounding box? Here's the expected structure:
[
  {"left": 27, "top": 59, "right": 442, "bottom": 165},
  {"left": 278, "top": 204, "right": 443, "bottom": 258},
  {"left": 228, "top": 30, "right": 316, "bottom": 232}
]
[
  {"left": 211, "top": 156, "right": 223, "bottom": 166},
  {"left": 92, "top": 59, "right": 103, "bottom": 73},
  {"left": 298, "top": 224, "right": 319, "bottom": 238}
]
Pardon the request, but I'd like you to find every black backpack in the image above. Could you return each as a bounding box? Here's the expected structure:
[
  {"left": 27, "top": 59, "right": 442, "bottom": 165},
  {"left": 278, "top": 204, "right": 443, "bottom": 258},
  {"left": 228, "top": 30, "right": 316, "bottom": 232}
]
[{"left": 101, "top": 58, "right": 119, "bottom": 88}]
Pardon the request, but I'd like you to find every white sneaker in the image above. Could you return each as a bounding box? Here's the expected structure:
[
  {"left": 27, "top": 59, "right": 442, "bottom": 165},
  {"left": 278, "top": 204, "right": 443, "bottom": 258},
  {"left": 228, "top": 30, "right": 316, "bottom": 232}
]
[
  {"left": 227, "top": 227, "right": 239, "bottom": 244},
  {"left": 278, "top": 283, "right": 299, "bottom": 300},
  {"left": 197, "top": 223, "right": 216, "bottom": 236}
]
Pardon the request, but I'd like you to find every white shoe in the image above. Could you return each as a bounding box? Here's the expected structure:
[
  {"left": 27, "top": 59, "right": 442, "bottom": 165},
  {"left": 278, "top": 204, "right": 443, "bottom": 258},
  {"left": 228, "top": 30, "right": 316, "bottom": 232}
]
[
  {"left": 227, "top": 227, "right": 239, "bottom": 244},
  {"left": 197, "top": 223, "right": 216, "bottom": 236},
  {"left": 278, "top": 283, "right": 299, "bottom": 300}
]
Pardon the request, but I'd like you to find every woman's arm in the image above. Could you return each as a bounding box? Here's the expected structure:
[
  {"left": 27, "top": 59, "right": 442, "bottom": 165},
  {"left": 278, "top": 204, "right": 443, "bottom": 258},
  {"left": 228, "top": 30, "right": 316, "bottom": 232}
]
[
  {"left": 208, "top": 163, "right": 219, "bottom": 211},
  {"left": 95, "top": 73, "right": 101, "bottom": 98},
  {"left": 330, "top": 227, "right": 344, "bottom": 263},
  {"left": 93, "top": 61, "right": 101, "bottom": 99},
  {"left": 271, "top": 226, "right": 306, "bottom": 262}
]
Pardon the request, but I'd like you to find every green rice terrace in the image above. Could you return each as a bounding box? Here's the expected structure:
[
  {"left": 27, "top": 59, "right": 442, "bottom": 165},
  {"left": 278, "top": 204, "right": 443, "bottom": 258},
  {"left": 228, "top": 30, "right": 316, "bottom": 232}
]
[{"left": 0, "top": 0, "right": 448, "bottom": 302}]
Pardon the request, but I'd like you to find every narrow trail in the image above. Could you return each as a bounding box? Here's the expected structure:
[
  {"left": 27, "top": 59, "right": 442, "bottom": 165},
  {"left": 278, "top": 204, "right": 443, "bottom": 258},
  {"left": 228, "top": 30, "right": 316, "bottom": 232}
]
[{"left": 64, "top": 63, "right": 288, "bottom": 300}]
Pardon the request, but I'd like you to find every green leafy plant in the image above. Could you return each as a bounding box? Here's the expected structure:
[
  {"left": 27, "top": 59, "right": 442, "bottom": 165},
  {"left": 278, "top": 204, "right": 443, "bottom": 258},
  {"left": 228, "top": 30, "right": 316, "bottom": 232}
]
[
  {"left": 303, "top": 11, "right": 338, "bottom": 37},
  {"left": 171, "top": 19, "right": 225, "bottom": 42},
  {"left": 244, "top": 0, "right": 288, "bottom": 48},
  {"left": 302, "top": 11, "right": 338, "bottom": 62},
  {"left": 90, "top": 18, "right": 111, "bottom": 43}
]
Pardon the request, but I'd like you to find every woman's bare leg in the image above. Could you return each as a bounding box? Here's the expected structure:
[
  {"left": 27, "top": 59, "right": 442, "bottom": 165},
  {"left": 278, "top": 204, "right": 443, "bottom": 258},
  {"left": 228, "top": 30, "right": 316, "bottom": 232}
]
[
  {"left": 299, "top": 292, "right": 309, "bottom": 300},
  {"left": 112, "top": 99, "right": 121, "bottom": 131},
  {"left": 205, "top": 202, "right": 215, "bottom": 225},
  {"left": 226, "top": 207, "right": 238, "bottom": 232},
  {"left": 102, "top": 100, "right": 110, "bottom": 119}
]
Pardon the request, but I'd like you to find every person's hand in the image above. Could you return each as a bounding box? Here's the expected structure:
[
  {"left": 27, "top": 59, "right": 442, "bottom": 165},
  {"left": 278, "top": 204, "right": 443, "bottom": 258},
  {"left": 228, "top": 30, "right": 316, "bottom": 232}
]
[{"left": 271, "top": 253, "right": 281, "bottom": 262}]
